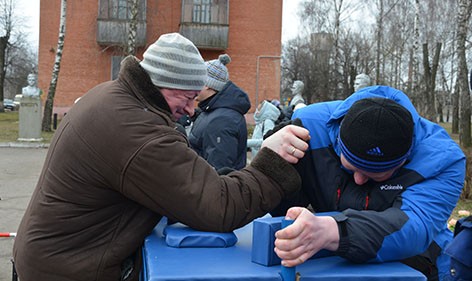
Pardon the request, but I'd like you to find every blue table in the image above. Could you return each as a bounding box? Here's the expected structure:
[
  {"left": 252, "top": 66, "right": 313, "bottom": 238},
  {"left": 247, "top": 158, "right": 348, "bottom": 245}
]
[{"left": 141, "top": 218, "right": 426, "bottom": 281}]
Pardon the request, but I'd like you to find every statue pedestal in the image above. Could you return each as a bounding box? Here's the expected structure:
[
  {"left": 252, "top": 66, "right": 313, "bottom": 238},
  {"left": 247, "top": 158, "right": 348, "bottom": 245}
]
[{"left": 18, "top": 96, "right": 43, "bottom": 142}]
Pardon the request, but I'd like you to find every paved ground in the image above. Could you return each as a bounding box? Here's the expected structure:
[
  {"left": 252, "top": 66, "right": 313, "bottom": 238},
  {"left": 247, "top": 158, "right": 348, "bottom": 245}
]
[{"left": 0, "top": 146, "right": 48, "bottom": 281}]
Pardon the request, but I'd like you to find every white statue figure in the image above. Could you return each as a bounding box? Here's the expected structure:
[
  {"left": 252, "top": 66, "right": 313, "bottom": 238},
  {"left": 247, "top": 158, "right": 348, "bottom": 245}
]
[
  {"left": 22, "top": 74, "right": 42, "bottom": 98},
  {"left": 289, "top": 80, "right": 306, "bottom": 108},
  {"left": 18, "top": 73, "right": 43, "bottom": 141},
  {"left": 354, "top": 73, "right": 371, "bottom": 92}
]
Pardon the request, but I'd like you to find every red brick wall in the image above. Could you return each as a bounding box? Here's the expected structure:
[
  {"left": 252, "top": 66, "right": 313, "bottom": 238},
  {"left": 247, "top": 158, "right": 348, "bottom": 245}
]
[{"left": 39, "top": 0, "right": 282, "bottom": 119}]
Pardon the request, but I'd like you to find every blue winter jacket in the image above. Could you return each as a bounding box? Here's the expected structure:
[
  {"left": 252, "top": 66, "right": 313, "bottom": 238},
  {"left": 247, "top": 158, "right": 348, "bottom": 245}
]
[
  {"left": 444, "top": 216, "right": 472, "bottom": 281},
  {"left": 189, "top": 81, "right": 250, "bottom": 170},
  {"left": 272, "top": 86, "right": 465, "bottom": 280}
]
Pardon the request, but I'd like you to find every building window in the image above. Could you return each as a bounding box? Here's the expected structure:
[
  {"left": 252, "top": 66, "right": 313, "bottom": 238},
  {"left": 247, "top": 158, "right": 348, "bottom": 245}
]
[
  {"left": 181, "top": 0, "right": 228, "bottom": 25},
  {"left": 98, "top": 0, "right": 145, "bottom": 21},
  {"left": 192, "top": 0, "right": 211, "bottom": 23},
  {"left": 113, "top": 0, "right": 129, "bottom": 19}
]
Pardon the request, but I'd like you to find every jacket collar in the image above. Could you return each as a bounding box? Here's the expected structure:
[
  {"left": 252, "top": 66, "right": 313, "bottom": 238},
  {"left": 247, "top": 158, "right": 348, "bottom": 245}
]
[
  {"left": 198, "top": 81, "right": 251, "bottom": 114},
  {"left": 329, "top": 85, "right": 420, "bottom": 123},
  {"left": 118, "top": 56, "right": 172, "bottom": 117}
]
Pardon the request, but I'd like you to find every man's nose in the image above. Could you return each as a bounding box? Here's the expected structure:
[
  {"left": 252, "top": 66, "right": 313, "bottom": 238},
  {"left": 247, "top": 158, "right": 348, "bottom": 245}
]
[
  {"left": 185, "top": 101, "right": 195, "bottom": 117},
  {"left": 353, "top": 172, "right": 369, "bottom": 185}
]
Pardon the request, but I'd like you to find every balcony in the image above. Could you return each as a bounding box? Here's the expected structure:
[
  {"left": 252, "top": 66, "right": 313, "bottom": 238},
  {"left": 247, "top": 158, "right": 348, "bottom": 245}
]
[
  {"left": 179, "top": 23, "right": 228, "bottom": 50},
  {"left": 180, "top": 0, "right": 229, "bottom": 50},
  {"left": 96, "top": 18, "right": 147, "bottom": 47}
]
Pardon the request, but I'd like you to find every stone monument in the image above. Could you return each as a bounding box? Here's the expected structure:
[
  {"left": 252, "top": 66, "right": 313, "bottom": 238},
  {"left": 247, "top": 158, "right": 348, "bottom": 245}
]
[
  {"left": 18, "top": 73, "right": 43, "bottom": 142},
  {"left": 354, "top": 73, "right": 372, "bottom": 92},
  {"left": 289, "top": 80, "right": 306, "bottom": 109}
]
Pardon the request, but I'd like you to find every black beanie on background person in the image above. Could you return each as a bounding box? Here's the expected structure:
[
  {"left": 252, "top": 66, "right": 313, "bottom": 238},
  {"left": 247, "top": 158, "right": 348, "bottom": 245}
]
[{"left": 338, "top": 98, "right": 414, "bottom": 172}]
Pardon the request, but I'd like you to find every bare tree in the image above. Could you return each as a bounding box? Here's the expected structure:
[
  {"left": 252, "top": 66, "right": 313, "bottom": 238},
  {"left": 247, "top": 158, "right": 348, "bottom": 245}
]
[
  {"left": 374, "top": 0, "right": 383, "bottom": 85},
  {"left": 331, "top": 0, "right": 343, "bottom": 99},
  {"left": 281, "top": 36, "right": 317, "bottom": 103},
  {"left": 42, "top": 0, "right": 67, "bottom": 131},
  {"left": 457, "top": 0, "right": 472, "bottom": 147},
  {"left": 284, "top": 0, "right": 467, "bottom": 118},
  {"left": 0, "top": 0, "right": 14, "bottom": 112},
  {"left": 0, "top": 0, "right": 36, "bottom": 111},
  {"left": 421, "top": 42, "right": 441, "bottom": 121},
  {"left": 452, "top": 79, "right": 460, "bottom": 133},
  {"left": 0, "top": 0, "right": 37, "bottom": 100},
  {"left": 455, "top": 0, "right": 472, "bottom": 199},
  {"left": 5, "top": 31, "right": 37, "bottom": 98},
  {"left": 292, "top": 0, "right": 366, "bottom": 101},
  {"left": 408, "top": 0, "right": 420, "bottom": 103},
  {"left": 126, "top": 0, "right": 139, "bottom": 56}
]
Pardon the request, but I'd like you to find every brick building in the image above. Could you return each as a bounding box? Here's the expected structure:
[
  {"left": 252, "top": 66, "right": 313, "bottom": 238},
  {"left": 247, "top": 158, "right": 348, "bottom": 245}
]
[{"left": 38, "top": 0, "right": 283, "bottom": 120}]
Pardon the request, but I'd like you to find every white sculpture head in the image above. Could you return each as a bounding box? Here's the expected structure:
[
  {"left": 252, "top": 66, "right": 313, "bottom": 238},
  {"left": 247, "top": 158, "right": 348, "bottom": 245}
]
[
  {"left": 291, "top": 80, "right": 304, "bottom": 96},
  {"left": 22, "top": 73, "right": 41, "bottom": 98},
  {"left": 354, "top": 74, "right": 371, "bottom": 92},
  {"left": 27, "top": 73, "right": 38, "bottom": 87}
]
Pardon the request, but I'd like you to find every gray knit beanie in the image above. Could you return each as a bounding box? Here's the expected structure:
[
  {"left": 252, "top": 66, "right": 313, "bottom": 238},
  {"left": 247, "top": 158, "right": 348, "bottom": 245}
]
[
  {"left": 140, "top": 33, "right": 207, "bottom": 91},
  {"left": 205, "top": 54, "right": 231, "bottom": 91}
]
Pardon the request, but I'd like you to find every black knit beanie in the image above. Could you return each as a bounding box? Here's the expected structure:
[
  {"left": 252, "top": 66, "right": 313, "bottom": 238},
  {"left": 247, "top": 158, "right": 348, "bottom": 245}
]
[{"left": 339, "top": 98, "right": 414, "bottom": 172}]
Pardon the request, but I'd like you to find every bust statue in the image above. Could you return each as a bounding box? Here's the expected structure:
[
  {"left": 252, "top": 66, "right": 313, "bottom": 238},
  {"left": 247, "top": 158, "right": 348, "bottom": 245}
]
[
  {"left": 289, "top": 80, "right": 306, "bottom": 108},
  {"left": 22, "top": 74, "right": 41, "bottom": 98},
  {"left": 18, "top": 73, "right": 43, "bottom": 142},
  {"left": 354, "top": 73, "right": 371, "bottom": 92}
]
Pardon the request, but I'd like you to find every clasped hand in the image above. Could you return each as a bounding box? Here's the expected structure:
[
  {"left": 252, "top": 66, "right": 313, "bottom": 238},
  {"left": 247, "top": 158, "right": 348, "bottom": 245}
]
[
  {"left": 274, "top": 207, "right": 340, "bottom": 267},
  {"left": 261, "top": 123, "right": 310, "bottom": 164}
]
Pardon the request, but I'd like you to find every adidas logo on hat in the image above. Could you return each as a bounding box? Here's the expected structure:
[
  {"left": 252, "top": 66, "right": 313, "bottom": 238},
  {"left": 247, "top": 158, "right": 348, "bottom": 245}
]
[{"left": 367, "top": 147, "right": 384, "bottom": 156}]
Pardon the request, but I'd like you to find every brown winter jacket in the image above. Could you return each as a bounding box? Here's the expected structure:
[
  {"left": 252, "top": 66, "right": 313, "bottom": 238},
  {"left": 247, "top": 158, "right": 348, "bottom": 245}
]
[{"left": 13, "top": 56, "right": 301, "bottom": 281}]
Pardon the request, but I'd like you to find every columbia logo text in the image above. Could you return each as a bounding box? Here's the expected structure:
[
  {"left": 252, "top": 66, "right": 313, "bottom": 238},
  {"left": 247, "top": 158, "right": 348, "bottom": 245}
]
[{"left": 380, "top": 184, "right": 403, "bottom": 191}]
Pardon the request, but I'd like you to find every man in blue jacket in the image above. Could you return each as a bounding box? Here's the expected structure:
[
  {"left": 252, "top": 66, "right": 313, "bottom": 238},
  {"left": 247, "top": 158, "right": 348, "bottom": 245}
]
[
  {"left": 189, "top": 54, "right": 250, "bottom": 171},
  {"left": 272, "top": 85, "right": 465, "bottom": 281}
]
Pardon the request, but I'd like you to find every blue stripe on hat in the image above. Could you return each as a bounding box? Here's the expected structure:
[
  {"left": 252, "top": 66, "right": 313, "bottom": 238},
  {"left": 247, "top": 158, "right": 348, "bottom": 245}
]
[{"left": 338, "top": 135, "right": 411, "bottom": 173}]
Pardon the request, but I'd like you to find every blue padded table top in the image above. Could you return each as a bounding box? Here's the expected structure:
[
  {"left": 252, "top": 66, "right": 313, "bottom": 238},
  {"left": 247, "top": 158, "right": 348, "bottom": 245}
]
[{"left": 142, "top": 217, "right": 426, "bottom": 281}]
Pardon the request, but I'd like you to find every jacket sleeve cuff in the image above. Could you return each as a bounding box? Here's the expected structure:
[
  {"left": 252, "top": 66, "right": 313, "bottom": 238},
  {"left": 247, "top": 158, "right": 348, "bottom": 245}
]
[
  {"left": 333, "top": 213, "right": 350, "bottom": 256},
  {"left": 250, "top": 147, "right": 301, "bottom": 196}
]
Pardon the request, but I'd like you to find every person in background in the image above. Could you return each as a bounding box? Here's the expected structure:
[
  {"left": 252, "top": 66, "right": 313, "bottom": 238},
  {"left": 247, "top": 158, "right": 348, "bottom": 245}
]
[
  {"left": 272, "top": 85, "right": 465, "bottom": 281},
  {"left": 189, "top": 54, "right": 250, "bottom": 171},
  {"left": 353, "top": 73, "right": 371, "bottom": 92},
  {"left": 247, "top": 100, "right": 281, "bottom": 159},
  {"left": 444, "top": 215, "right": 472, "bottom": 280},
  {"left": 271, "top": 99, "right": 291, "bottom": 125},
  {"left": 271, "top": 99, "right": 281, "bottom": 108},
  {"left": 13, "top": 33, "right": 310, "bottom": 281}
]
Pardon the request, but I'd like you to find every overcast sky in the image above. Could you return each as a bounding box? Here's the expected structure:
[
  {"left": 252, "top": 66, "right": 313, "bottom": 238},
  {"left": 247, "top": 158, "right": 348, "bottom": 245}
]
[
  {"left": 282, "top": 0, "right": 302, "bottom": 42},
  {"left": 15, "top": 0, "right": 40, "bottom": 49},
  {"left": 16, "top": 0, "right": 301, "bottom": 49}
]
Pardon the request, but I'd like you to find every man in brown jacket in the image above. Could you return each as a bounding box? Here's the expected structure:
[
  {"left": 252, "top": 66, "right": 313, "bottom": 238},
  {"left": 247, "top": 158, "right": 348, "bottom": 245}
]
[{"left": 13, "top": 33, "right": 309, "bottom": 281}]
